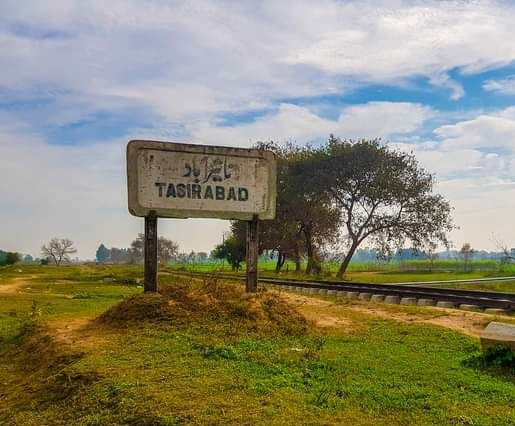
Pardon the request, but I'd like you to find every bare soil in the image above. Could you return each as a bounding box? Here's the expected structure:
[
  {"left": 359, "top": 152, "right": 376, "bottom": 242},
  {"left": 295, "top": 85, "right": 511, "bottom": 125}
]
[
  {"left": 278, "top": 291, "right": 506, "bottom": 337},
  {"left": 46, "top": 317, "right": 101, "bottom": 348},
  {"left": 0, "top": 277, "right": 30, "bottom": 294}
]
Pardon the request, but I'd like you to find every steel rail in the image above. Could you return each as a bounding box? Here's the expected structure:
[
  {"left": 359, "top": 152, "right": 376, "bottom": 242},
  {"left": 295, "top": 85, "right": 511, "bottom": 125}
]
[
  {"left": 401, "top": 276, "right": 515, "bottom": 287},
  {"left": 168, "top": 270, "right": 515, "bottom": 312}
]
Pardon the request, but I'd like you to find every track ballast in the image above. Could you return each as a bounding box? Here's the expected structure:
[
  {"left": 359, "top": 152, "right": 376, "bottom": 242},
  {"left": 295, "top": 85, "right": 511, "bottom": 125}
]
[{"left": 170, "top": 270, "right": 515, "bottom": 312}]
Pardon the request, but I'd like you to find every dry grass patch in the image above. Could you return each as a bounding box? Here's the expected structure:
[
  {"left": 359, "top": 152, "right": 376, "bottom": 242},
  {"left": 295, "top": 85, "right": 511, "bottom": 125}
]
[
  {"left": 279, "top": 292, "right": 363, "bottom": 335},
  {"left": 0, "top": 325, "right": 100, "bottom": 422},
  {"left": 96, "top": 277, "right": 309, "bottom": 337}
]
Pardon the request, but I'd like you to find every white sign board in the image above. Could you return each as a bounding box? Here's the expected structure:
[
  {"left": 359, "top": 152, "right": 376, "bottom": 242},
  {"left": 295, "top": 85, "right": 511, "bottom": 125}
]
[{"left": 127, "top": 140, "right": 277, "bottom": 220}]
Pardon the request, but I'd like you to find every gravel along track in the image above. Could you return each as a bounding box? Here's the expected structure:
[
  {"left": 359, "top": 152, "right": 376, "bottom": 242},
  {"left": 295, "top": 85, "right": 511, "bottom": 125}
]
[{"left": 170, "top": 271, "right": 515, "bottom": 313}]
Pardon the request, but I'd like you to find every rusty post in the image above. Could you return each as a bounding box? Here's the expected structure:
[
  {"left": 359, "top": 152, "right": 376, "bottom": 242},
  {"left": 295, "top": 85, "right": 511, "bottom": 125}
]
[
  {"left": 246, "top": 215, "right": 259, "bottom": 293},
  {"left": 144, "top": 212, "right": 158, "bottom": 292}
]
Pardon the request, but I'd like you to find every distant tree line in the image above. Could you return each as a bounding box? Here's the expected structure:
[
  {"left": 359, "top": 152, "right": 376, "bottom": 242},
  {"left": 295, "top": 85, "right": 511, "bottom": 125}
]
[
  {"left": 213, "top": 136, "right": 454, "bottom": 276},
  {"left": 96, "top": 235, "right": 180, "bottom": 265},
  {"left": 0, "top": 250, "right": 20, "bottom": 266},
  {"left": 2, "top": 237, "right": 81, "bottom": 267}
]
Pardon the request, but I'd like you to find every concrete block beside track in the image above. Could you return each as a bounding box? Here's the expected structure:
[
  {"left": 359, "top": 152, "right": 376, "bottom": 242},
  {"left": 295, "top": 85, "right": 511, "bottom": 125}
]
[
  {"left": 359, "top": 293, "right": 372, "bottom": 301},
  {"left": 436, "top": 301, "right": 456, "bottom": 308},
  {"left": 370, "top": 294, "right": 385, "bottom": 302},
  {"left": 384, "top": 295, "right": 400, "bottom": 304},
  {"left": 318, "top": 288, "right": 328, "bottom": 295},
  {"left": 327, "top": 289, "right": 337, "bottom": 296},
  {"left": 400, "top": 297, "right": 417, "bottom": 306},
  {"left": 481, "top": 322, "right": 515, "bottom": 352},
  {"left": 484, "top": 308, "right": 509, "bottom": 315},
  {"left": 460, "top": 304, "right": 481, "bottom": 311},
  {"left": 417, "top": 298, "right": 436, "bottom": 306},
  {"left": 336, "top": 291, "right": 346, "bottom": 298},
  {"left": 347, "top": 291, "right": 359, "bottom": 299}
]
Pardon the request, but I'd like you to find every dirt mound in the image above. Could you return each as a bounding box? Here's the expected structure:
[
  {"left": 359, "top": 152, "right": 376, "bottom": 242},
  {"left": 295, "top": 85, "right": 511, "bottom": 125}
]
[
  {"left": 0, "top": 325, "right": 101, "bottom": 421},
  {"left": 96, "top": 277, "right": 308, "bottom": 336},
  {"left": 96, "top": 293, "right": 178, "bottom": 324}
]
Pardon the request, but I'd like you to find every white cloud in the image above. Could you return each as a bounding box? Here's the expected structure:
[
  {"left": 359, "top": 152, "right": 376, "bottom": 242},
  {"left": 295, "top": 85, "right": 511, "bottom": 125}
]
[
  {"left": 286, "top": 2, "right": 515, "bottom": 88},
  {"left": 3, "top": 0, "right": 515, "bottom": 122},
  {"left": 483, "top": 75, "right": 515, "bottom": 95},
  {"left": 429, "top": 74, "right": 465, "bottom": 100},
  {"left": 437, "top": 177, "right": 515, "bottom": 251},
  {"left": 397, "top": 106, "right": 515, "bottom": 183},
  {"left": 0, "top": 118, "right": 229, "bottom": 258},
  {"left": 435, "top": 114, "right": 515, "bottom": 153},
  {"left": 192, "top": 101, "right": 433, "bottom": 146},
  {"left": 392, "top": 106, "right": 515, "bottom": 250},
  {"left": 1, "top": 0, "right": 515, "bottom": 254}
]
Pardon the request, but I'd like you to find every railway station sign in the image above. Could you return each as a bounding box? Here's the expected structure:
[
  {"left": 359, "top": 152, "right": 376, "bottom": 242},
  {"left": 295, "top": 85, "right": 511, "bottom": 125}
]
[
  {"left": 127, "top": 139, "right": 277, "bottom": 294},
  {"left": 127, "top": 140, "right": 277, "bottom": 221}
]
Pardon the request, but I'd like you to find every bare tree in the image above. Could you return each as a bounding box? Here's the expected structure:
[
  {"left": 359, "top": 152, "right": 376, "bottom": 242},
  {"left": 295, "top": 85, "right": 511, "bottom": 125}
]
[
  {"left": 41, "top": 238, "right": 77, "bottom": 266},
  {"left": 130, "top": 234, "right": 179, "bottom": 265},
  {"left": 459, "top": 243, "right": 475, "bottom": 271},
  {"left": 158, "top": 236, "right": 179, "bottom": 265},
  {"left": 493, "top": 236, "right": 515, "bottom": 264},
  {"left": 130, "top": 234, "right": 145, "bottom": 264}
]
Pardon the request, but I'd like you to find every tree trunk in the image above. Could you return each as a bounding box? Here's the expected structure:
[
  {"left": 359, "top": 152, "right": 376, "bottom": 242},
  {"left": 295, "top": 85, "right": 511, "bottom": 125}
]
[
  {"left": 275, "top": 251, "right": 286, "bottom": 273},
  {"left": 303, "top": 226, "right": 321, "bottom": 275},
  {"left": 337, "top": 240, "right": 359, "bottom": 278},
  {"left": 275, "top": 253, "right": 281, "bottom": 273},
  {"left": 294, "top": 247, "right": 301, "bottom": 273}
]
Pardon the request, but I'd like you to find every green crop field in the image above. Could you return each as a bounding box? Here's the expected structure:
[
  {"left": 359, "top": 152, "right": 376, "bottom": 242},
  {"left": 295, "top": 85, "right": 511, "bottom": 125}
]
[
  {"left": 168, "top": 259, "right": 515, "bottom": 293},
  {"left": 425, "top": 281, "right": 515, "bottom": 293},
  {"left": 1, "top": 265, "right": 514, "bottom": 425},
  {"left": 171, "top": 258, "right": 515, "bottom": 275}
]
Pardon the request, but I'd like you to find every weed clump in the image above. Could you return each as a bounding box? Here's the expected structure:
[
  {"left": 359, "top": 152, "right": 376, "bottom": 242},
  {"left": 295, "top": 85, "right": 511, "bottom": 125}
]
[
  {"left": 0, "top": 326, "right": 101, "bottom": 424},
  {"left": 95, "top": 277, "right": 308, "bottom": 336},
  {"left": 96, "top": 293, "right": 178, "bottom": 325},
  {"left": 465, "top": 345, "right": 515, "bottom": 370}
]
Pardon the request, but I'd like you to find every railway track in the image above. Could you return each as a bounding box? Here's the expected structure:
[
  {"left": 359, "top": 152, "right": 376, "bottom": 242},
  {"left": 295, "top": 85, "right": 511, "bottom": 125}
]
[{"left": 169, "top": 270, "right": 515, "bottom": 313}]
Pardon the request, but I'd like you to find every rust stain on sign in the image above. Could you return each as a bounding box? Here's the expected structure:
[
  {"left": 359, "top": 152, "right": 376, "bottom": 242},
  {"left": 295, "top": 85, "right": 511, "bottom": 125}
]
[{"left": 127, "top": 140, "right": 276, "bottom": 220}]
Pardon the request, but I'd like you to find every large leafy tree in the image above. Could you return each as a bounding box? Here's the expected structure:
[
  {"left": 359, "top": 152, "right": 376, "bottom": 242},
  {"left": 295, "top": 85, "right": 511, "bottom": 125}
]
[
  {"left": 1, "top": 250, "right": 25, "bottom": 265},
  {"left": 257, "top": 143, "right": 304, "bottom": 273},
  {"left": 109, "top": 248, "right": 131, "bottom": 264},
  {"left": 258, "top": 142, "right": 339, "bottom": 274},
  {"left": 315, "top": 137, "right": 453, "bottom": 277},
  {"left": 211, "top": 223, "right": 246, "bottom": 271},
  {"left": 96, "top": 244, "right": 110, "bottom": 263}
]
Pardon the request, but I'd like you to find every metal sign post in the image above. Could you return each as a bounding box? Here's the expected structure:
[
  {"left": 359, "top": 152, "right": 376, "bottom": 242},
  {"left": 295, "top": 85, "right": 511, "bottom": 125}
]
[
  {"left": 127, "top": 140, "right": 276, "bottom": 293},
  {"left": 144, "top": 213, "right": 158, "bottom": 292},
  {"left": 246, "top": 215, "right": 259, "bottom": 292}
]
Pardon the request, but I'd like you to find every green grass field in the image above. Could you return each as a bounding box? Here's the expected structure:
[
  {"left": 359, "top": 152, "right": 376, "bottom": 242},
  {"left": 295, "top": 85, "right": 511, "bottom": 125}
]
[
  {"left": 168, "top": 259, "right": 515, "bottom": 293},
  {"left": 425, "top": 281, "right": 515, "bottom": 293},
  {"left": 1, "top": 265, "right": 514, "bottom": 425}
]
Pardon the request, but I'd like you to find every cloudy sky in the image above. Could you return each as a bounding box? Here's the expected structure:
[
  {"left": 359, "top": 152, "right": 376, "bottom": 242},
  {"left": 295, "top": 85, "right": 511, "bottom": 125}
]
[{"left": 1, "top": 0, "right": 515, "bottom": 258}]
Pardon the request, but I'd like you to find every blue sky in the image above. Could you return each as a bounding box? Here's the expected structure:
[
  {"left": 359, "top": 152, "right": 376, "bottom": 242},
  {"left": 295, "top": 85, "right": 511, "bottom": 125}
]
[{"left": 1, "top": 0, "right": 515, "bottom": 258}]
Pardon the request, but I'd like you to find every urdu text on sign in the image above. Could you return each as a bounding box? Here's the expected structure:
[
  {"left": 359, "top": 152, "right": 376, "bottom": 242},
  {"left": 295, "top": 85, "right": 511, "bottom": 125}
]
[{"left": 127, "top": 140, "right": 276, "bottom": 220}]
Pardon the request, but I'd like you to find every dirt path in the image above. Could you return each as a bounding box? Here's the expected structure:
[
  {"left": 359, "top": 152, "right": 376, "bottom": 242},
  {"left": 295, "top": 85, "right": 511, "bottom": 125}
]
[
  {"left": 0, "top": 277, "right": 31, "bottom": 294},
  {"left": 347, "top": 304, "right": 491, "bottom": 337},
  {"left": 46, "top": 317, "right": 102, "bottom": 348},
  {"left": 0, "top": 276, "right": 107, "bottom": 350},
  {"left": 279, "top": 292, "right": 506, "bottom": 338}
]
